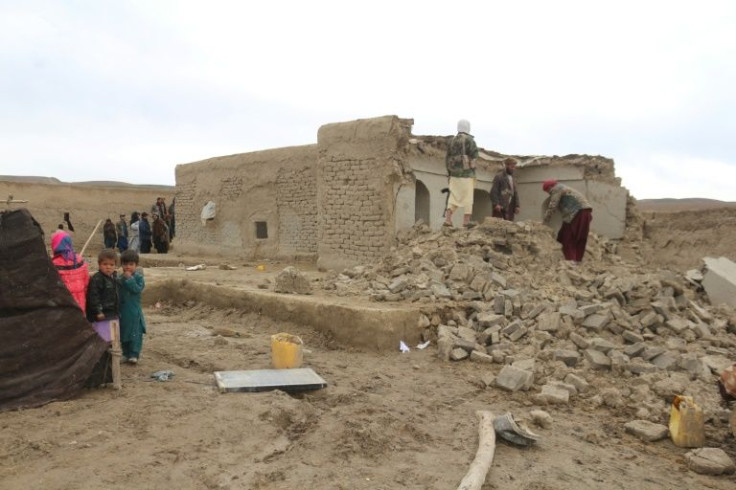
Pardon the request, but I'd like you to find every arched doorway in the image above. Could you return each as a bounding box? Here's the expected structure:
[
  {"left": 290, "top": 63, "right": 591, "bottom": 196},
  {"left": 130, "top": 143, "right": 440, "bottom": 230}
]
[
  {"left": 415, "top": 180, "right": 430, "bottom": 225},
  {"left": 472, "top": 189, "right": 492, "bottom": 224}
]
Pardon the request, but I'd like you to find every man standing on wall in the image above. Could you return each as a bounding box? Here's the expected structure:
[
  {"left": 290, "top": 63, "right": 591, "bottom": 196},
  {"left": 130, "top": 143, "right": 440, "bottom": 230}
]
[
  {"left": 443, "top": 119, "right": 479, "bottom": 229},
  {"left": 490, "top": 158, "right": 520, "bottom": 221}
]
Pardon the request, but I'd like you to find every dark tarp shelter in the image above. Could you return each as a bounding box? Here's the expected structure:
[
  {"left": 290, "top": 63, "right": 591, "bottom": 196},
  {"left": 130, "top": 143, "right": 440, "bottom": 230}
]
[{"left": 0, "top": 208, "right": 109, "bottom": 412}]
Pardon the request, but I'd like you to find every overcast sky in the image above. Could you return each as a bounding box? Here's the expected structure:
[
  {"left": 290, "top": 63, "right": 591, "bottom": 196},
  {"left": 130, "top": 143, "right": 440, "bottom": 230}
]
[{"left": 1, "top": 0, "right": 734, "bottom": 200}]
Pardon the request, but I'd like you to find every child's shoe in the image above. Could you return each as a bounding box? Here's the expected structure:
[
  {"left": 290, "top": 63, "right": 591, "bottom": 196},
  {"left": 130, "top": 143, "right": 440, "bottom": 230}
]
[{"left": 128, "top": 357, "right": 138, "bottom": 364}]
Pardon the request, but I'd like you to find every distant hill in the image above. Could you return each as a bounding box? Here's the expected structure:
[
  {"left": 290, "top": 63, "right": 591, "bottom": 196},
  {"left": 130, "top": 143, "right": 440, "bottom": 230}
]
[
  {"left": 637, "top": 198, "right": 736, "bottom": 212},
  {"left": 0, "top": 175, "right": 172, "bottom": 190}
]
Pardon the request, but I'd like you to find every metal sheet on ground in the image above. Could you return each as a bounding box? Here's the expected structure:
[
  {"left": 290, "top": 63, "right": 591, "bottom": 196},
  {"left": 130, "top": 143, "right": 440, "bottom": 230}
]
[{"left": 214, "top": 368, "right": 328, "bottom": 393}]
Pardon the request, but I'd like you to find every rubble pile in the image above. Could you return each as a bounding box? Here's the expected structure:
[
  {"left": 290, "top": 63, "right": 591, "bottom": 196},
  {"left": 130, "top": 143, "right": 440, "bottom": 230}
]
[{"left": 323, "top": 219, "right": 736, "bottom": 437}]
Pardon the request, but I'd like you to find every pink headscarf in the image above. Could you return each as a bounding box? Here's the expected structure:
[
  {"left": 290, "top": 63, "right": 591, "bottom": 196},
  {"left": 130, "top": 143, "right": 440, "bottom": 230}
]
[
  {"left": 542, "top": 179, "right": 558, "bottom": 192},
  {"left": 51, "top": 231, "right": 76, "bottom": 263}
]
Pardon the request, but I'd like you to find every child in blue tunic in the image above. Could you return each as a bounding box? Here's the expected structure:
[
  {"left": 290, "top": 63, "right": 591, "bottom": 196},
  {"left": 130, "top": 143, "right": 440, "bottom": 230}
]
[{"left": 118, "top": 249, "right": 146, "bottom": 364}]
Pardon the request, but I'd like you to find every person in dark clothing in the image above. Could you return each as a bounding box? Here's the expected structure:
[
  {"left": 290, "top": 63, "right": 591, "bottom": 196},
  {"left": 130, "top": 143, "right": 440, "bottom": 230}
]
[
  {"left": 115, "top": 214, "right": 129, "bottom": 251},
  {"left": 138, "top": 212, "right": 153, "bottom": 253},
  {"left": 490, "top": 158, "right": 520, "bottom": 221},
  {"left": 86, "top": 249, "right": 119, "bottom": 322},
  {"left": 168, "top": 197, "right": 176, "bottom": 242},
  {"left": 152, "top": 213, "right": 169, "bottom": 254},
  {"left": 103, "top": 219, "right": 117, "bottom": 249}
]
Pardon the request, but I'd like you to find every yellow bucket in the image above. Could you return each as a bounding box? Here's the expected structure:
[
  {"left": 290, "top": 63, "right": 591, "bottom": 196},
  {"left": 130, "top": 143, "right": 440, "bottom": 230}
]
[
  {"left": 271, "top": 333, "right": 304, "bottom": 369},
  {"left": 669, "top": 395, "right": 705, "bottom": 448}
]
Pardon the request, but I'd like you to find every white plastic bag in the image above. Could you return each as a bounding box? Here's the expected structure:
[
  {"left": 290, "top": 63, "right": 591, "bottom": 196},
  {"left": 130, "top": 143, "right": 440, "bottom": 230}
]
[{"left": 201, "top": 201, "right": 216, "bottom": 225}]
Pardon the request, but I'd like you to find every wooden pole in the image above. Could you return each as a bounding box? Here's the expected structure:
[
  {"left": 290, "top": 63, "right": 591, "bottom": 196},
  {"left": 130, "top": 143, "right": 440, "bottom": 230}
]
[
  {"left": 79, "top": 219, "right": 103, "bottom": 257},
  {"left": 457, "top": 411, "right": 497, "bottom": 490},
  {"left": 108, "top": 319, "right": 122, "bottom": 390}
]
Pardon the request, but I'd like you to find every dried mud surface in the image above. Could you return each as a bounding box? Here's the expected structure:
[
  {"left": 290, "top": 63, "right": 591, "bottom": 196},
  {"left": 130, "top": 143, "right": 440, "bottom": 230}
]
[{"left": 1, "top": 302, "right": 734, "bottom": 490}]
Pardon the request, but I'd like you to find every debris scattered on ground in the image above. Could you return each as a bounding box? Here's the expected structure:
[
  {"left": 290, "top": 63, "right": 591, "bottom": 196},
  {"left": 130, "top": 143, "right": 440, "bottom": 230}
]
[
  {"left": 150, "top": 370, "right": 175, "bottom": 382},
  {"left": 185, "top": 263, "right": 207, "bottom": 271},
  {"left": 274, "top": 266, "right": 312, "bottom": 294}
]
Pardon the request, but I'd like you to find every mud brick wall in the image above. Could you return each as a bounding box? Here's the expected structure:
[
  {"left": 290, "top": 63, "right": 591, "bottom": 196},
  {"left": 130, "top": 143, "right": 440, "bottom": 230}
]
[
  {"left": 318, "top": 158, "right": 388, "bottom": 262},
  {"left": 175, "top": 145, "right": 318, "bottom": 258},
  {"left": 276, "top": 166, "right": 318, "bottom": 255},
  {"left": 316, "top": 116, "right": 412, "bottom": 269}
]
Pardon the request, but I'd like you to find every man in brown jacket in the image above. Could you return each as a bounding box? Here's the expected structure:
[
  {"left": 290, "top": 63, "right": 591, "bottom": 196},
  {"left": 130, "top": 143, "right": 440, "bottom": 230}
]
[{"left": 490, "top": 158, "right": 520, "bottom": 221}]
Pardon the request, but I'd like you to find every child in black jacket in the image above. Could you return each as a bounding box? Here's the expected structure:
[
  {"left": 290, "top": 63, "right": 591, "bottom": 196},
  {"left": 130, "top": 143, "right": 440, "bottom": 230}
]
[{"left": 86, "top": 249, "right": 120, "bottom": 322}]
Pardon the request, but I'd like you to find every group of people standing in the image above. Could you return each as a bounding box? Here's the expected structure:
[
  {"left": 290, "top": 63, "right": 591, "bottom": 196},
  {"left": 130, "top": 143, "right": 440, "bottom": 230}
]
[
  {"left": 443, "top": 119, "right": 593, "bottom": 264},
  {"left": 50, "top": 232, "right": 147, "bottom": 364},
  {"left": 102, "top": 197, "right": 175, "bottom": 255}
]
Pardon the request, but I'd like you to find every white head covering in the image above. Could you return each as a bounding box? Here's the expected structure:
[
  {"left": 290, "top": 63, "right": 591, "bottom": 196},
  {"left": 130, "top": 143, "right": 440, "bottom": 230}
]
[{"left": 457, "top": 119, "right": 471, "bottom": 134}]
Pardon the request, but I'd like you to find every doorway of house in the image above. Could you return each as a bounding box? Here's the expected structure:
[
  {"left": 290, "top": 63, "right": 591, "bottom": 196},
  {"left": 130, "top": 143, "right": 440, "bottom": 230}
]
[{"left": 415, "top": 180, "right": 430, "bottom": 226}]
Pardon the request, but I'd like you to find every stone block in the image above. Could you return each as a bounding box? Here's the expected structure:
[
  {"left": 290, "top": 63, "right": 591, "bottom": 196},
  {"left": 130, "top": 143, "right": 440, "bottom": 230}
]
[
  {"left": 564, "top": 373, "right": 590, "bottom": 393},
  {"left": 692, "top": 322, "right": 711, "bottom": 339},
  {"left": 622, "top": 331, "right": 644, "bottom": 344},
  {"left": 470, "top": 350, "right": 494, "bottom": 364},
  {"left": 548, "top": 380, "right": 578, "bottom": 397},
  {"left": 388, "top": 277, "right": 409, "bottom": 293},
  {"left": 569, "top": 331, "right": 590, "bottom": 349},
  {"left": 274, "top": 266, "right": 312, "bottom": 294},
  {"left": 530, "top": 409, "right": 553, "bottom": 429},
  {"left": 537, "top": 312, "right": 561, "bottom": 332},
  {"left": 652, "top": 374, "right": 688, "bottom": 399},
  {"left": 685, "top": 448, "right": 736, "bottom": 475},
  {"left": 558, "top": 304, "right": 584, "bottom": 323},
  {"left": 457, "top": 326, "right": 477, "bottom": 343},
  {"left": 450, "top": 348, "right": 469, "bottom": 361},
  {"left": 584, "top": 349, "right": 611, "bottom": 370},
  {"left": 477, "top": 312, "right": 505, "bottom": 328},
  {"left": 449, "top": 264, "right": 473, "bottom": 282},
  {"left": 495, "top": 365, "right": 533, "bottom": 392},
  {"left": 651, "top": 351, "right": 678, "bottom": 371},
  {"left": 536, "top": 384, "right": 570, "bottom": 405},
  {"left": 640, "top": 311, "right": 660, "bottom": 328},
  {"left": 624, "top": 420, "right": 669, "bottom": 442},
  {"left": 512, "top": 358, "right": 536, "bottom": 372},
  {"left": 678, "top": 355, "right": 708, "bottom": 377},
  {"left": 437, "top": 325, "right": 458, "bottom": 339},
  {"left": 491, "top": 271, "right": 507, "bottom": 288},
  {"left": 579, "top": 304, "right": 605, "bottom": 317},
  {"left": 554, "top": 349, "right": 581, "bottom": 367},
  {"left": 701, "top": 257, "right": 736, "bottom": 308},
  {"left": 623, "top": 342, "right": 645, "bottom": 358},
  {"left": 642, "top": 347, "right": 666, "bottom": 362},
  {"left": 527, "top": 303, "right": 546, "bottom": 319},
  {"left": 590, "top": 338, "right": 617, "bottom": 354},
  {"left": 437, "top": 336, "right": 453, "bottom": 361},
  {"left": 502, "top": 320, "right": 522, "bottom": 337},
  {"left": 493, "top": 294, "right": 505, "bottom": 314},
  {"left": 627, "top": 359, "right": 657, "bottom": 375},
  {"left": 582, "top": 314, "right": 609, "bottom": 332},
  {"left": 508, "top": 326, "right": 528, "bottom": 342}
]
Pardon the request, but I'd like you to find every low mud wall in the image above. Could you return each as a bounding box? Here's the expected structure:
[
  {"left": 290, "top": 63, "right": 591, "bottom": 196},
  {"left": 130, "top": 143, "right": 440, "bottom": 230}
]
[{"left": 144, "top": 279, "right": 425, "bottom": 351}]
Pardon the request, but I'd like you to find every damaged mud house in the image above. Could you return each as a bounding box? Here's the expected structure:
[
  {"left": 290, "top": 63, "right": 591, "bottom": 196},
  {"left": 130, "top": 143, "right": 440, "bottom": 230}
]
[{"left": 175, "top": 115, "right": 630, "bottom": 269}]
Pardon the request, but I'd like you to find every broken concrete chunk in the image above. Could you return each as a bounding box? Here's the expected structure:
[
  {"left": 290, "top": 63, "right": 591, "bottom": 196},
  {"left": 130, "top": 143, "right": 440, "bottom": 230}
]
[
  {"left": 569, "top": 331, "right": 590, "bottom": 350},
  {"left": 536, "top": 312, "right": 561, "bottom": 332},
  {"left": 584, "top": 349, "right": 611, "bottom": 370},
  {"left": 536, "top": 384, "right": 570, "bottom": 405},
  {"left": 274, "top": 266, "right": 312, "bottom": 294},
  {"left": 495, "top": 365, "right": 533, "bottom": 392},
  {"left": 564, "top": 373, "right": 590, "bottom": 393},
  {"left": 582, "top": 314, "right": 609, "bottom": 332},
  {"left": 701, "top": 257, "right": 736, "bottom": 308},
  {"left": 470, "top": 350, "right": 494, "bottom": 364},
  {"left": 450, "top": 348, "right": 470, "bottom": 361},
  {"left": 530, "top": 409, "right": 553, "bottom": 429},
  {"left": 685, "top": 448, "right": 736, "bottom": 475},
  {"left": 553, "top": 349, "right": 581, "bottom": 367},
  {"left": 624, "top": 420, "right": 669, "bottom": 442}
]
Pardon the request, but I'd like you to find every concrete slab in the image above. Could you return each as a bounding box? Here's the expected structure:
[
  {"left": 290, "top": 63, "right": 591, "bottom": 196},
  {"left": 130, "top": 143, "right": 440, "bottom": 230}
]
[
  {"left": 702, "top": 257, "right": 736, "bottom": 307},
  {"left": 214, "top": 368, "right": 327, "bottom": 393}
]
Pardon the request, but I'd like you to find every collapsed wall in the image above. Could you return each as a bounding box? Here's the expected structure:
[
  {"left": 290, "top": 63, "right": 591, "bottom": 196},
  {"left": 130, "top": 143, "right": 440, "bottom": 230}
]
[{"left": 174, "top": 115, "right": 634, "bottom": 267}]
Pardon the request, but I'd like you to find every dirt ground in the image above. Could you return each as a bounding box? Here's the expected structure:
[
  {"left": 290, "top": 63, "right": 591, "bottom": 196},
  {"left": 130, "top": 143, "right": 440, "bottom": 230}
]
[
  {"left": 1, "top": 281, "right": 734, "bottom": 490},
  {"left": 2, "top": 187, "right": 736, "bottom": 489}
]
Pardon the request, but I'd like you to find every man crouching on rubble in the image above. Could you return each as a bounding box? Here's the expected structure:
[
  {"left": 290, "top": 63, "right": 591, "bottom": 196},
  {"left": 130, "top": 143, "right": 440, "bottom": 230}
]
[{"left": 542, "top": 179, "right": 593, "bottom": 264}]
